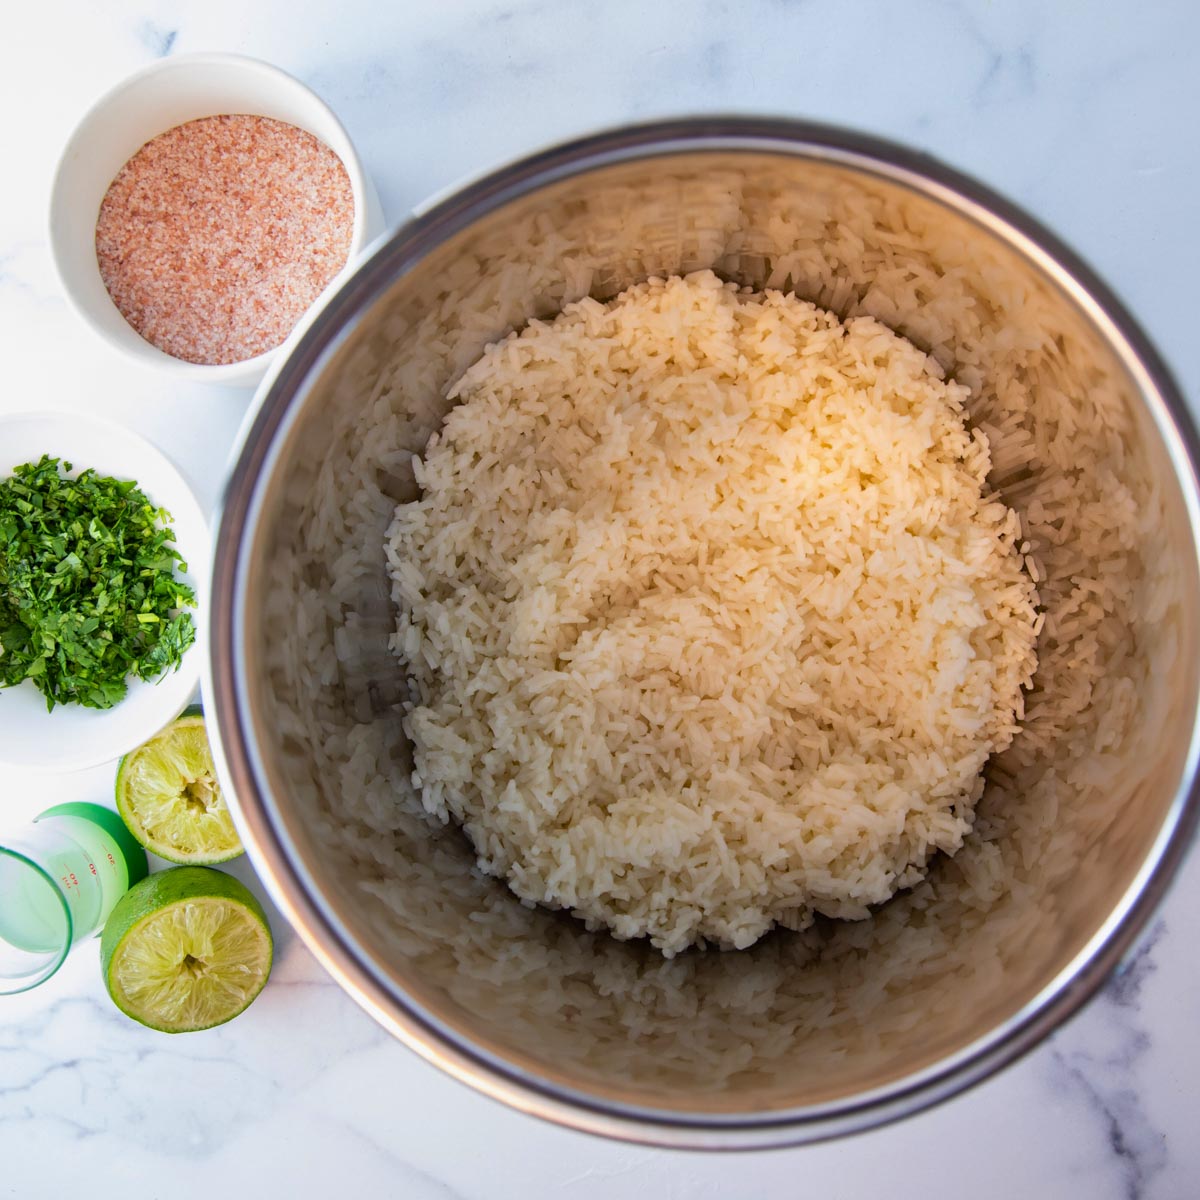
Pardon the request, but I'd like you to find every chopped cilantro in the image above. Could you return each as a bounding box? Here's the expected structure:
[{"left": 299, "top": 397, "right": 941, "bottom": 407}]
[{"left": 0, "top": 455, "right": 196, "bottom": 711}]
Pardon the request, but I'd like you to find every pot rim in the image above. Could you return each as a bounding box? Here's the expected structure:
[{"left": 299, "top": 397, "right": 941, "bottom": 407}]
[{"left": 204, "top": 116, "right": 1200, "bottom": 1149}]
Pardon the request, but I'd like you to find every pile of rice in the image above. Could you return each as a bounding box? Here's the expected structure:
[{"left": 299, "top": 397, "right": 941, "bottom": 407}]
[
  {"left": 386, "top": 271, "right": 1040, "bottom": 955},
  {"left": 259, "top": 165, "right": 1169, "bottom": 1098}
]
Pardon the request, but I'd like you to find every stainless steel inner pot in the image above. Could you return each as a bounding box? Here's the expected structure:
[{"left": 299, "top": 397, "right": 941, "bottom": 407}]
[{"left": 206, "top": 118, "right": 1200, "bottom": 1148}]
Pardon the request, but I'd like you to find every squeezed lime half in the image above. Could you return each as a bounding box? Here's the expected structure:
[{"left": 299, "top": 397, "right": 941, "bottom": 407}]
[
  {"left": 115, "top": 705, "right": 242, "bottom": 865},
  {"left": 100, "top": 867, "right": 272, "bottom": 1033}
]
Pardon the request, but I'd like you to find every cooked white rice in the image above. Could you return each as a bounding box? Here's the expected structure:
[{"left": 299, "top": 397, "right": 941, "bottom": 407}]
[
  {"left": 385, "top": 272, "right": 1040, "bottom": 955},
  {"left": 256, "top": 166, "right": 1176, "bottom": 1099}
]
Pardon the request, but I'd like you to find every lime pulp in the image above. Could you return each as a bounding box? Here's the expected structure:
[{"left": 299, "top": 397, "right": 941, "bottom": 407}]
[{"left": 115, "top": 706, "right": 243, "bottom": 865}]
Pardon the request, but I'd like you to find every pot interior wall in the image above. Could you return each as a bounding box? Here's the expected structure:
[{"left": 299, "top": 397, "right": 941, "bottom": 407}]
[{"left": 239, "top": 151, "right": 1198, "bottom": 1116}]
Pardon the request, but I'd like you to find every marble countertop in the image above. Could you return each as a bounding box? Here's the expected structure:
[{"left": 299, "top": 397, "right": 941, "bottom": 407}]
[{"left": 3, "top": 1, "right": 1199, "bottom": 1195}]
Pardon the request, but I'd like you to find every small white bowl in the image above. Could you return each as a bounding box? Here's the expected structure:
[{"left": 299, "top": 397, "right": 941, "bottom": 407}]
[
  {"left": 0, "top": 412, "right": 210, "bottom": 772},
  {"left": 48, "top": 53, "right": 385, "bottom": 388}
]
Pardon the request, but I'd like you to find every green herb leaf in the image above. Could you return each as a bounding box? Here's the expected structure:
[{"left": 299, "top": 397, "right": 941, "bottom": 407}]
[{"left": 0, "top": 455, "right": 197, "bottom": 711}]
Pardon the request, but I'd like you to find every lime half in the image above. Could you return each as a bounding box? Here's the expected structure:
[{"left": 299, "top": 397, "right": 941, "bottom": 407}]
[
  {"left": 100, "top": 867, "right": 273, "bottom": 1033},
  {"left": 116, "top": 706, "right": 243, "bottom": 864}
]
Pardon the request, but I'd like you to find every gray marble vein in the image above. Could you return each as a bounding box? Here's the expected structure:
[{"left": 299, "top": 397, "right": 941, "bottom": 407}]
[{"left": 138, "top": 20, "right": 178, "bottom": 58}]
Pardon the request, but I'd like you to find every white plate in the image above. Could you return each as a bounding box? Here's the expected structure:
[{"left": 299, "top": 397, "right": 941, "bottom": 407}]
[{"left": 0, "top": 412, "right": 209, "bottom": 771}]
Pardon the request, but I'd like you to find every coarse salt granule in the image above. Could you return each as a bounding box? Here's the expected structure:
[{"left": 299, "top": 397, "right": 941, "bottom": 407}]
[{"left": 95, "top": 114, "right": 355, "bottom": 366}]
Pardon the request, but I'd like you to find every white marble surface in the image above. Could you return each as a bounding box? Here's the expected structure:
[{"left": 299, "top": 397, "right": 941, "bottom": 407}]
[{"left": 2, "top": 1, "right": 1199, "bottom": 1195}]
